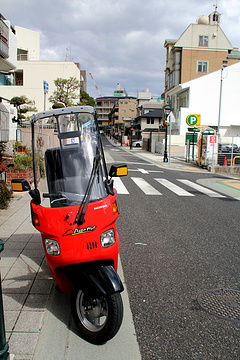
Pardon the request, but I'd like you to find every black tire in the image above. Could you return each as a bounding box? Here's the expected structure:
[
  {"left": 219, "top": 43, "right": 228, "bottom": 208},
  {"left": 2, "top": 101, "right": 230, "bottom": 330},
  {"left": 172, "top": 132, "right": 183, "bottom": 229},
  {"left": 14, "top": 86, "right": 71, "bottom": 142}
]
[{"left": 71, "top": 286, "right": 123, "bottom": 344}]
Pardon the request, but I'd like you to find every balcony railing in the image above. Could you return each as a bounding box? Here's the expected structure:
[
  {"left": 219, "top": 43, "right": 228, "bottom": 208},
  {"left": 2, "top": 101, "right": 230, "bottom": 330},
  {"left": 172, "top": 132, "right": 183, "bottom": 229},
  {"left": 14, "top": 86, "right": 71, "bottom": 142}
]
[
  {"left": 17, "top": 54, "right": 28, "bottom": 61},
  {"left": 0, "top": 19, "right": 9, "bottom": 58}
]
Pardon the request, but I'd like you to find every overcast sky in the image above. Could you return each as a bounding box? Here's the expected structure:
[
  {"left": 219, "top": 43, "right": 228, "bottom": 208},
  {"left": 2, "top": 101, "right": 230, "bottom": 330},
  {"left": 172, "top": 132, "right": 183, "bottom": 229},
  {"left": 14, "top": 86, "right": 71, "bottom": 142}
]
[{"left": 1, "top": 0, "right": 240, "bottom": 98}]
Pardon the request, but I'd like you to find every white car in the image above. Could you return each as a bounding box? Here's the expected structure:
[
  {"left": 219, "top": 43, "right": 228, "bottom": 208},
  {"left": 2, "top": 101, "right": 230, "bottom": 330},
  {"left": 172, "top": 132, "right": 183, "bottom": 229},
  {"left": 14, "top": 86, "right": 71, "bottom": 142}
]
[{"left": 132, "top": 140, "right": 142, "bottom": 147}]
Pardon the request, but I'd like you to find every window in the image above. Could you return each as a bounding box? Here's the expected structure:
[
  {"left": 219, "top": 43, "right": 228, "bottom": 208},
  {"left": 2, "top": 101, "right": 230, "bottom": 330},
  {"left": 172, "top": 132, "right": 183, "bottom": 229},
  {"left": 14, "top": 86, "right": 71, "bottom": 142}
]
[
  {"left": 213, "top": 13, "right": 218, "bottom": 22},
  {"left": 121, "top": 109, "right": 126, "bottom": 113},
  {"left": 199, "top": 35, "right": 208, "bottom": 47},
  {"left": 168, "top": 72, "right": 173, "bottom": 89},
  {"left": 197, "top": 61, "right": 208, "bottom": 73},
  {"left": 147, "top": 118, "right": 154, "bottom": 124}
]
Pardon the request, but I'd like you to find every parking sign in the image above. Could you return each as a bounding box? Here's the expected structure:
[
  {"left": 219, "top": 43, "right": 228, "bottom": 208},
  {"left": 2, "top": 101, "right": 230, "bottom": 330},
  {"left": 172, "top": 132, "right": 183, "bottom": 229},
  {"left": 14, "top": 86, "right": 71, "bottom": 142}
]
[{"left": 186, "top": 114, "right": 201, "bottom": 127}]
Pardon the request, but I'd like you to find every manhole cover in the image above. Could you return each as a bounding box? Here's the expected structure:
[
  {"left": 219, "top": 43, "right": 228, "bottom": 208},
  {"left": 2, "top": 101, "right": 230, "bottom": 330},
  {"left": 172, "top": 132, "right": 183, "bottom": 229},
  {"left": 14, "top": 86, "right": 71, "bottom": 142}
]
[{"left": 197, "top": 288, "right": 240, "bottom": 322}]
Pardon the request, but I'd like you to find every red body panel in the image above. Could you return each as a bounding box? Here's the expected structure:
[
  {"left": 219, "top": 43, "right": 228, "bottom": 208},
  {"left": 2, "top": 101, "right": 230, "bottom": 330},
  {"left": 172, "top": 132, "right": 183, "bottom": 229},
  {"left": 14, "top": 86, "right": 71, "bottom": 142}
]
[{"left": 31, "top": 192, "right": 119, "bottom": 294}]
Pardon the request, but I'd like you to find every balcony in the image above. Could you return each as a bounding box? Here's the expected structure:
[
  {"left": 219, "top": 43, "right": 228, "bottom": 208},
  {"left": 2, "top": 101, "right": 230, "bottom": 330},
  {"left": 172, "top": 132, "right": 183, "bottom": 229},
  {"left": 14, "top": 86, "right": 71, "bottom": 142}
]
[{"left": 0, "top": 18, "right": 9, "bottom": 59}]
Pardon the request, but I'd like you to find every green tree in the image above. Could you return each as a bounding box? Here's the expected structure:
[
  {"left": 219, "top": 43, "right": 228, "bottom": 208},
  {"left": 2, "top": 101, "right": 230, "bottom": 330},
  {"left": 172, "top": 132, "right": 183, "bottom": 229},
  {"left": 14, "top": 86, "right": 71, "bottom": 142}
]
[
  {"left": 78, "top": 89, "right": 96, "bottom": 107},
  {"left": 11, "top": 96, "right": 37, "bottom": 122},
  {"left": 49, "top": 77, "right": 80, "bottom": 107}
]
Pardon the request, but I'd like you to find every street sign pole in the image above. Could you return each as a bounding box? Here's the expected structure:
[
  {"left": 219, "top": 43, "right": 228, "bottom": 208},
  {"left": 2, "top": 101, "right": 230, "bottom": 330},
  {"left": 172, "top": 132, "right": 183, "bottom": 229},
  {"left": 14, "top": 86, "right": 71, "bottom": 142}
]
[{"left": 42, "top": 81, "right": 49, "bottom": 155}]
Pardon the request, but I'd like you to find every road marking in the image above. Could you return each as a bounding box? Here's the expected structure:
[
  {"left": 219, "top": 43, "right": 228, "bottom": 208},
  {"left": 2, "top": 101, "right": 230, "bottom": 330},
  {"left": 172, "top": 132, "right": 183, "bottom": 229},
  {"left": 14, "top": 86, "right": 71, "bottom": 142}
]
[
  {"left": 105, "top": 152, "right": 115, "bottom": 163},
  {"left": 128, "top": 169, "right": 164, "bottom": 173},
  {"left": 177, "top": 179, "right": 225, "bottom": 198},
  {"left": 155, "top": 178, "right": 194, "bottom": 196},
  {"left": 138, "top": 168, "right": 149, "bottom": 174},
  {"left": 131, "top": 177, "right": 162, "bottom": 195},
  {"left": 113, "top": 177, "right": 129, "bottom": 194}
]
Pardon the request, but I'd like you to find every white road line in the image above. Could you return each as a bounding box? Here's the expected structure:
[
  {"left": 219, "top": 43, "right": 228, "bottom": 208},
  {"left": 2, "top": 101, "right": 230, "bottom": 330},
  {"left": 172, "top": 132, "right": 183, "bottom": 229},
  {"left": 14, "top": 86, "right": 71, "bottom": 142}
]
[
  {"left": 131, "top": 177, "right": 162, "bottom": 195},
  {"left": 105, "top": 152, "right": 115, "bottom": 163},
  {"left": 113, "top": 177, "right": 129, "bottom": 194},
  {"left": 138, "top": 168, "right": 149, "bottom": 174},
  {"left": 177, "top": 179, "right": 225, "bottom": 198},
  {"left": 155, "top": 178, "right": 194, "bottom": 196}
]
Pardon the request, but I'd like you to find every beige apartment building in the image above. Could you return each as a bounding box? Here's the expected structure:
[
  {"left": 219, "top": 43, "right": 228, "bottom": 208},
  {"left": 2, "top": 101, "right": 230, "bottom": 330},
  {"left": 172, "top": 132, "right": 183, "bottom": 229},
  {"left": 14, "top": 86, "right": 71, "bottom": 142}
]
[
  {"left": 96, "top": 84, "right": 136, "bottom": 130},
  {"left": 96, "top": 97, "right": 117, "bottom": 127},
  {"left": 113, "top": 98, "right": 137, "bottom": 124},
  {"left": 164, "top": 10, "right": 240, "bottom": 96},
  {"left": 110, "top": 98, "right": 137, "bottom": 134}
]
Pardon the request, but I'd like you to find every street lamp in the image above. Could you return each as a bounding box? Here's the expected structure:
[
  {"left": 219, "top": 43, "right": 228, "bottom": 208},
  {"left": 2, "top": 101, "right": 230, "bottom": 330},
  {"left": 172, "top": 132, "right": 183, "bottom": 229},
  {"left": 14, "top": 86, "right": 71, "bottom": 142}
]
[
  {"left": 163, "top": 104, "right": 171, "bottom": 162},
  {"left": 217, "top": 64, "right": 227, "bottom": 136}
]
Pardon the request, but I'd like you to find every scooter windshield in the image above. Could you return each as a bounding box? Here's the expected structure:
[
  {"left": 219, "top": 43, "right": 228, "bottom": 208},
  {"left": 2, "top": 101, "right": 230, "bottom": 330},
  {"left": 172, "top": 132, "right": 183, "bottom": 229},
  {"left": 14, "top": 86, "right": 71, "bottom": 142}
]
[{"left": 44, "top": 111, "right": 107, "bottom": 207}]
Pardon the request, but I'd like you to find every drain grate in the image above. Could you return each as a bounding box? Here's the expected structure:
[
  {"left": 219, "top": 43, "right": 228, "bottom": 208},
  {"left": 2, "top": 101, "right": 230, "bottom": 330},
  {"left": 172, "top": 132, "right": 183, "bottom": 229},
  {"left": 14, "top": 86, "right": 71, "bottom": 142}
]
[{"left": 197, "top": 288, "right": 240, "bottom": 322}]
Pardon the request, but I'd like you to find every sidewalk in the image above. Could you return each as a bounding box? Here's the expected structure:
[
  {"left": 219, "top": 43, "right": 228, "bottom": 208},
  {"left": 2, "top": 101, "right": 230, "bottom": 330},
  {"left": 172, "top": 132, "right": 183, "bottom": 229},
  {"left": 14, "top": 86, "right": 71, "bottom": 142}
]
[
  {"left": 107, "top": 137, "right": 207, "bottom": 173},
  {"left": 0, "top": 186, "right": 53, "bottom": 359},
  {"left": 0, "top": 181, "right": 141, "bottom": 360},
  {"left": 108, "top": 136, "right": 240, "bottom": 177}
]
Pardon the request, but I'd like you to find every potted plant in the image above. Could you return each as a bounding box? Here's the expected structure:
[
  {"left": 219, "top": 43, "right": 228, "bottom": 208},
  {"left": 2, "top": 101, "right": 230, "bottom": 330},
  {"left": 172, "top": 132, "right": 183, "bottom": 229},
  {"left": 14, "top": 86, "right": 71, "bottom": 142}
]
[{"left": 13, "top": 141, "right": 26, "bottom": 153}]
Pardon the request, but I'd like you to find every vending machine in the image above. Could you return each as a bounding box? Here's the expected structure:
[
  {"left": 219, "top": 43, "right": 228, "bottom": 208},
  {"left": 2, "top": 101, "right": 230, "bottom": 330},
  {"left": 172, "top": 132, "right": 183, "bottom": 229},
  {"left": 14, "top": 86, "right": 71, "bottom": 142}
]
[{"left": 200, "top": 135, "right": 218, "bottom": 167}]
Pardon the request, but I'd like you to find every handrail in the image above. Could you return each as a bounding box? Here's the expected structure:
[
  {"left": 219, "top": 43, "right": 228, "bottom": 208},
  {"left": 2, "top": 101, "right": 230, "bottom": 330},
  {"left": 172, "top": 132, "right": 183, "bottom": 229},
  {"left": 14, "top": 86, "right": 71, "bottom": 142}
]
[{"left": 233, "top": 156, "right": 240, "bottom": 167}]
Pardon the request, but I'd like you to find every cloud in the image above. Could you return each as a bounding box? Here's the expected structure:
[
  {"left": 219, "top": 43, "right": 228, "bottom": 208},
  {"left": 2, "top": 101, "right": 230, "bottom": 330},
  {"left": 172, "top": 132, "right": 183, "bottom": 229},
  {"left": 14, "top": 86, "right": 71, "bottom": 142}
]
[{"left": 2, "top": 0, "right": 240, "bottom": 98}]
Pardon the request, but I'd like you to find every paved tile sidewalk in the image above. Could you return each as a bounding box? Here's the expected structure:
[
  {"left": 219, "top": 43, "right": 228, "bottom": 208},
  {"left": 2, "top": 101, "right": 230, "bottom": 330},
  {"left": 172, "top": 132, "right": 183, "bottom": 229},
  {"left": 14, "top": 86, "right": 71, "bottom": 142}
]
[{"left": 0, "top": 182, "right": 53, "bottom": 360}]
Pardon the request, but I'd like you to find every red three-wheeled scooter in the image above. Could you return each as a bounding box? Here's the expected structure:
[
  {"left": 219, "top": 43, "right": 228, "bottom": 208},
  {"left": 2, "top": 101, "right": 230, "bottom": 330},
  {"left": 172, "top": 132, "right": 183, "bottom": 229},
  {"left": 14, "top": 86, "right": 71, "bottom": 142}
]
[{"left": 29, "top": 106, "right": 127, "bottom": 344}]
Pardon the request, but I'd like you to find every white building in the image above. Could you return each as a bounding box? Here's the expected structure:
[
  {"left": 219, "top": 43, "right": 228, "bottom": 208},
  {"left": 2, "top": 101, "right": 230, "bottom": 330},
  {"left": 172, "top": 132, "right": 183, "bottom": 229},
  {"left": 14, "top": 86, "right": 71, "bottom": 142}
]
[
  {"left": 167, "top": 61, "right": 240, "bottom": 141},
  {"left": 0, "top": 25, "right": 82, "bottom": 115},
  {"left": 0, "top": 15, "right": 18, "bottom": 142}
]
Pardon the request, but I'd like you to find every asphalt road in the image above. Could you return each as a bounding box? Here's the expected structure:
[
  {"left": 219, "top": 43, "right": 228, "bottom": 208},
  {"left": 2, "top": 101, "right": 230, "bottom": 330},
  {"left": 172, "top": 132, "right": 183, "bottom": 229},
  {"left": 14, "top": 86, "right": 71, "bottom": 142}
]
[{"left": 103, "top": 136, "right": 240, "bottom": 360}]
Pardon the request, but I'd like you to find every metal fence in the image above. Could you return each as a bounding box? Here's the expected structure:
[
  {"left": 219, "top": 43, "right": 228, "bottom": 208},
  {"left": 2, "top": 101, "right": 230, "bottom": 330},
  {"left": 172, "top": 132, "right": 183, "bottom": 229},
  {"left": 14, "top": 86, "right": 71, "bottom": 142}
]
[{"left": 217, "top": 138, "right": 240, "bottom": 167}]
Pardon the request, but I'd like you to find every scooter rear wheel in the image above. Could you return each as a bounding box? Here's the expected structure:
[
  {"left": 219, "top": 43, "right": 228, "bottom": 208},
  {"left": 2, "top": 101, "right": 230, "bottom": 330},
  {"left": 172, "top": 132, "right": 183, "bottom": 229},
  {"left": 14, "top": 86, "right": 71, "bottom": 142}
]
[{"left": 71, "top": 285, "right": 123, "bottom": 344}]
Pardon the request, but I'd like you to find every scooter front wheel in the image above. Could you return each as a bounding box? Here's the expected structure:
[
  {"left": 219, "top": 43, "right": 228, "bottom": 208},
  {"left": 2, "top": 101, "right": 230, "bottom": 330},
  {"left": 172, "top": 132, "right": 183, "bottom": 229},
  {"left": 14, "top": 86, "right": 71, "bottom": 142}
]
[{"left": 71, "top": 285, "right": 123, "bottom": 344}]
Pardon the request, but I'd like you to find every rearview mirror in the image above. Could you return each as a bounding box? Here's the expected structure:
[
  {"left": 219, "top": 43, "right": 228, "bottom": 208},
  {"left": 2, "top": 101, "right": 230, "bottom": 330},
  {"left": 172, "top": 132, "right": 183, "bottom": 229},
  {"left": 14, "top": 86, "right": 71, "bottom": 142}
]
[{"left": 109, "top": 164, "right": 128, "bottom": 177}]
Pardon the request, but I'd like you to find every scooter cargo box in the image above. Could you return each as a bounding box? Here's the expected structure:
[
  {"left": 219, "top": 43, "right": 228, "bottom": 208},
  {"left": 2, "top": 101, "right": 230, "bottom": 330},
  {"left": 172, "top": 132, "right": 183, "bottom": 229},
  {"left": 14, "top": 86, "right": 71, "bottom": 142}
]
[{"left": 11, "top": 179, "right": 31, "bottom": 191}]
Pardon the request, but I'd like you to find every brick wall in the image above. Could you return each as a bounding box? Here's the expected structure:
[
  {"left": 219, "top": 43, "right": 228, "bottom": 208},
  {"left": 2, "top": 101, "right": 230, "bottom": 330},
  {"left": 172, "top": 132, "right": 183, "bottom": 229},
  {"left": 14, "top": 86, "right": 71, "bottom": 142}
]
[{"left": 6, "top": 167, "right": 40, "bottom": 187}]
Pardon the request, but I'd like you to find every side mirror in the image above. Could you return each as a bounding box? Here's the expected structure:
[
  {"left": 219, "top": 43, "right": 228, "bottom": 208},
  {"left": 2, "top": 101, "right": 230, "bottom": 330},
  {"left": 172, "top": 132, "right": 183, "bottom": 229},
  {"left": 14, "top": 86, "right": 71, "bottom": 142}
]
[
  {"left": 29, "top": 189, "right": 41, "bottom": 205},
  {"left": 11, "top": 179, "right": 31, "bottom": 192},
  {"left": 109, "top": 164, "right": 128, "bottom": 177}
]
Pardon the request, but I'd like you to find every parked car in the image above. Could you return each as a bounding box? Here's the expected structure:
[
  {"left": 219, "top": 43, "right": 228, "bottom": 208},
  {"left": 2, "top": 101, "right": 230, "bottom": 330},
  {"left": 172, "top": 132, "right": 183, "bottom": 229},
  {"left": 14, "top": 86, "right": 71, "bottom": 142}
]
[
  {"left": 132, "top": 139, "right": 142, "bottom": 147},
  {"left": 218, "top": 143, "right": 240, "bottom": 166},
  {"left": 218, "top": 143, "right": 239, "bottom": 153}
]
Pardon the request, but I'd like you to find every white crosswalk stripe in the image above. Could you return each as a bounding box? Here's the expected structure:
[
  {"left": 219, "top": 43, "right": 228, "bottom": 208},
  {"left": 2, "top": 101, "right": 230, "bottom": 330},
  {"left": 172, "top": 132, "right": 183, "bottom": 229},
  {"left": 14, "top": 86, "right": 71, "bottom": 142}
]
[
  {"left": 138, "top": 168, "right": 149, "bottom": 174},
  {"left": 177, "top": 179, "right": 225, "bottom": 198},
  {"left": 113, "top": 176, "right": 227, "bottom": 198},
  {"left": 155, "top": 178, "right": 194, "bottom": 196},
  {"left": 131, "top": 177, "right": 162, "bottom": 195},
  {"left": 113, "top": 177, "right": 129, "bottom": 194}
]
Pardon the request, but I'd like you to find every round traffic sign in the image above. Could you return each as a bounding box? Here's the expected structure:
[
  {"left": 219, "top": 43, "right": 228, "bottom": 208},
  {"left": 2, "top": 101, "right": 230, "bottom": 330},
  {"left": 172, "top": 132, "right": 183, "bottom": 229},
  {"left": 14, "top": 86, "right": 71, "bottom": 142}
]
[{"left": 186, "top": 114, "right": 200, "bottom": 127}]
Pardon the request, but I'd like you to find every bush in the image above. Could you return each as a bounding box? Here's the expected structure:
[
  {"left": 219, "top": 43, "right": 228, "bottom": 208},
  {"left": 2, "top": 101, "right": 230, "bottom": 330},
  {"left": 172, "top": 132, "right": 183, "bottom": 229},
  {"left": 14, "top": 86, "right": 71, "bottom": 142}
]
[
  {"left": 14, "top": 141, "right": 26, "bottom": 152},
  {"left": 0, "top": 180, "right": 12, "bottom": 209},
  {"left": 12, "top": 150, "right": 45, "bottom": 178},
  {"left": 13, "top": 152, "right": 33, "bottom": 170}
]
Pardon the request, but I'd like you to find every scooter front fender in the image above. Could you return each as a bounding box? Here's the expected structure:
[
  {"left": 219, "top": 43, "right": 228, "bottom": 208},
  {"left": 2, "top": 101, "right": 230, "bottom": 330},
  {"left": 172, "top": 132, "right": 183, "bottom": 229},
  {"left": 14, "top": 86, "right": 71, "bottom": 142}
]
[{"left": 81, "top": 265, "right": 124, "bottom": 296}]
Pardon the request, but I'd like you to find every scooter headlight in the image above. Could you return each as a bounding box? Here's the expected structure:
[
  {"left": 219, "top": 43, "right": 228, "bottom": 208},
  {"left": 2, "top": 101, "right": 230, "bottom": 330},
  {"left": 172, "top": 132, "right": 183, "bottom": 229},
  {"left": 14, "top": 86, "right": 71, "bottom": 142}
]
[
  {"left": 44, "top": 239, "right": 60, "bottom": 255},
  {"left": 100, "top": 228, "right": 115, "bottom": 248}
]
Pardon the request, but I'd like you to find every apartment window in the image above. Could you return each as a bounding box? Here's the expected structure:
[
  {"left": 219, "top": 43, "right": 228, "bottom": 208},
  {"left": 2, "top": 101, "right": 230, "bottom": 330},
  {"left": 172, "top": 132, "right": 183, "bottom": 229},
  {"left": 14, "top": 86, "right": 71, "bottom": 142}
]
[
  {"left": 147, "top": 118, "right": 154, "bottom": 124},
  {"left": 168, "top": 72, "right": 173, "bottom": 89},
  {"left": 197, "top": 61, "right": 208, "bottom": 73},
  {"left": 121, "top": 109, "right": 126, "bottom": 113},
  {"left": 199, "top": 35, "right": 208, "bottom": 47},
  {"left": 14, "top": 70, "right": 24, "bottom": 85}
]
